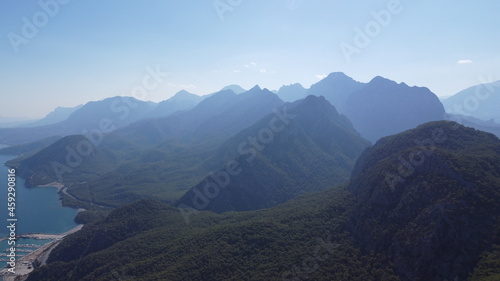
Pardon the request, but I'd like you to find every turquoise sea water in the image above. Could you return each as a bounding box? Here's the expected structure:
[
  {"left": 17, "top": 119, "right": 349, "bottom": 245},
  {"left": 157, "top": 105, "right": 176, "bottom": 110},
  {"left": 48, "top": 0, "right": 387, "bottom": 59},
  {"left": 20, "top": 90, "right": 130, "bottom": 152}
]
[{"left": 0, "top": 145, "right": 79, "bottom": 264}]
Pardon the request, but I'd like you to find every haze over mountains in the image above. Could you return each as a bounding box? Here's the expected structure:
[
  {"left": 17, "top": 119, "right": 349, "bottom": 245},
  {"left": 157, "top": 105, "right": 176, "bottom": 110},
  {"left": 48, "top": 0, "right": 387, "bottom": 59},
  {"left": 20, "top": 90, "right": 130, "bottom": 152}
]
[
  {"left": 442, "top": 80, "right": 500, "bottom": 123},
  {"left": 2, "top": 72, "right": 500, "bottom": 280},
  {"left": 0, "top": 90, "right": 204, "bottom": 145},
  {"left": 4, "top": 72, "right": 497, "bottom": 147},
  {"left": 2, "top": 72, "right": 454, "bottom": 206},
  {"left": 24, "top": 105, "right": 84, "bottom": 127},
  {"left": 2, "top": 73, "right": 499, "bottom": 205}
]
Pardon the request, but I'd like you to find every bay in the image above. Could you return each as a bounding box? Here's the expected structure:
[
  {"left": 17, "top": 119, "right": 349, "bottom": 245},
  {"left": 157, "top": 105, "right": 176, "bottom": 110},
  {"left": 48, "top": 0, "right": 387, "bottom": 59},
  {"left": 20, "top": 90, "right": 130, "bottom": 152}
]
[{"left": 0, "top": 145, "right": 78, "bottom": 259}]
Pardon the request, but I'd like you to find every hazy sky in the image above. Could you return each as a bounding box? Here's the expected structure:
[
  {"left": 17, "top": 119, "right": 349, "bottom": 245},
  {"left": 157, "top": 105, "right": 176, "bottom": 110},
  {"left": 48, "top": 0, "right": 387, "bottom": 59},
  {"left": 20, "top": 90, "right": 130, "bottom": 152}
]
[{"left": 1, "top": 0, "right": 499, "bottom": 119}]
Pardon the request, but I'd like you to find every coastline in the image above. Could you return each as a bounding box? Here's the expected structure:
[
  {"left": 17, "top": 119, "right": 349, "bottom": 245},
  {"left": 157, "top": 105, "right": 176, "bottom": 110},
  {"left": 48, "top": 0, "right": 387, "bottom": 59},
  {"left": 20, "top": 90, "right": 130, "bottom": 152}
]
[
  {"left": 36, "top": 182, "right": 86, "bottom": 213},
  {"left": 0, "top": 152, "right": 87, "bottom": 280},
  {"left": 0, "top": 224, "right": 84, "bottom": 280},
  {"left": 0, "top": 181, "right": 86, "bottom": 280}
]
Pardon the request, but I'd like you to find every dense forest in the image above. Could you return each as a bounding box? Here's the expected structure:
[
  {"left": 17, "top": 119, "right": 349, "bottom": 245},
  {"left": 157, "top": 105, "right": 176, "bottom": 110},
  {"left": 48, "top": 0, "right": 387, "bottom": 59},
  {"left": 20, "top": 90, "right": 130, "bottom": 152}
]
[{"left": 26, "top": 121, "right": 500, "bottom": 280}]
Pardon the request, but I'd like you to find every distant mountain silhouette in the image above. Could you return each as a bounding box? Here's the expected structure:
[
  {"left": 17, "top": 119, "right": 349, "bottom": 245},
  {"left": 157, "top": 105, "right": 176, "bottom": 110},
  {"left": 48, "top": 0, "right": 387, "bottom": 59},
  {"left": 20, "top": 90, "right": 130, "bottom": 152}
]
[
  {"left": 147, "top": 90, "right": 204, "bottom": 118},
  {"left": 0, "top": 135, "right": 61, "bottom": 157},
  {"left": 442, "top": 80, "right": 500, "bottom": 123},
  {"left": 221, "top": 84, "right": 246, "bottom": 94},
  {"left": 307, "top": 72, "right": 365, "bottom": 112},
  {"left": 343, "top": 76, "right": 445, "bottom": 142},
  {"left": 115, "top": 86, "right": 284, "bottom": 145},
  {"left": 446, "top": 113, "right": 500, "bottom": 138},
  {"left": 0, "top": 116, "right": 36, "bottom": 128},
  {"left": 0, "top": 96, "right": 156, "bottom": 145},
  {"left": 177, "top": 95, "right": 370, "bottom": 213},
  {"left": 276, "top": 83, "right": 308, "bottom": 102},
  {"left": 24, "top": 105, "right": 83, "bottom": 127},
  {"left": 12, "top": 87, "right": 285, "bottom": 201}
]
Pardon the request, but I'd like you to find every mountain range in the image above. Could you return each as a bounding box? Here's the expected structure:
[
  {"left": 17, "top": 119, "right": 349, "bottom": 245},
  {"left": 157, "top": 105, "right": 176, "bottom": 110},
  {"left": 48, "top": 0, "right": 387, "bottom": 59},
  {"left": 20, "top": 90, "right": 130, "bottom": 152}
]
[
  {"left": 2, "top": 73, "right": 498, "bottom": 147},
  {"left": 2, "top": 72, "right": 500, "bottom": 280},
  {"left": 25, "top": 121, "right": 500, "bottom": 281},
  {"left": 7, "top": 87, "right": 287, "bottom": 207},
  {"left": 4, "top": 73, "right": 499, "bottom": 209},
  {"left": 0, "top": 90, "right": 203, "bottom": 146}
]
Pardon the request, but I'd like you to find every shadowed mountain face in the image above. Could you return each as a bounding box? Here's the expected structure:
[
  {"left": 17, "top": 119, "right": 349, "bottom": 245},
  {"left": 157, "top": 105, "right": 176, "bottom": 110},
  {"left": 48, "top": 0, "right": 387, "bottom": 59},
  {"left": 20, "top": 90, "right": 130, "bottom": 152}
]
[
  {"left": 348, "top": 121, "right": 500, "bottom": 281},
  {"left": 442, "top": 80, "right": 500, "bottom": 123},
  {"left": 343, "top": 76, "right": 445, "bottom": 142},
  {"left": 305, "top": 73, "right": 445, "bottom": 143},
  {"left": 177, "top": 95, "right": 370, "bottom": 213}
]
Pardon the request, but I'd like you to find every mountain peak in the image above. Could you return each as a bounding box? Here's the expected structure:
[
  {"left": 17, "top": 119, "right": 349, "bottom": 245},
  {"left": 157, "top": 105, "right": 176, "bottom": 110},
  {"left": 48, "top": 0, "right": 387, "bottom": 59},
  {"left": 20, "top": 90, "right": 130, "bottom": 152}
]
[
  {"left": 307, "top": 72, "right": 366, "bottom": 112},
  {"left": 221, "top": 84, "right": 246, "bottom": 94},
  {"left": 276, "top": 83, "right": 307, "bottom": 102},
  {"left": 302, "top": 94, "right": 328, "bottom": 105},
  {"left": 278, "top": 83, "right": 305, "bottom": 91},
  {"left": 293, "top": 95, "right": 343, "bottom": 121},
  {"left": 174, "top": 89, "right": 193, "bottom": 96},
  {"left": 167, "top": 90, "right": 202, "bottom": 103},
  {"left": 326, "top": 72, "right": 350, "bottom": 80},
  {"left": 368, "top": 76, "right": 397, "bottom": 85},
  {"left": 249, "top": 85, "right": 261, "bottom": 91}
]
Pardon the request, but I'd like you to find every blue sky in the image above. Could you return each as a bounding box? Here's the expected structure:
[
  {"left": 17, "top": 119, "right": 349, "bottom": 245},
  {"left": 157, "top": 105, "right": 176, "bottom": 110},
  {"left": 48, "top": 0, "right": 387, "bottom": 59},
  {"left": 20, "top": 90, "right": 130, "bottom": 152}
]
[{"left": 1, "top": 0, "right": 499, "bottom": 119}]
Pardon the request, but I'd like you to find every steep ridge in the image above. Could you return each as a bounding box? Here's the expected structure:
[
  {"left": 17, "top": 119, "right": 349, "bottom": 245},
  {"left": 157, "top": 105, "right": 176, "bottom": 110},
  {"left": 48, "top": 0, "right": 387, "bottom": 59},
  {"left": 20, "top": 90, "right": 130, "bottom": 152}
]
[{"left": 177, "top": 95, "right": 370, "bottom": 213}]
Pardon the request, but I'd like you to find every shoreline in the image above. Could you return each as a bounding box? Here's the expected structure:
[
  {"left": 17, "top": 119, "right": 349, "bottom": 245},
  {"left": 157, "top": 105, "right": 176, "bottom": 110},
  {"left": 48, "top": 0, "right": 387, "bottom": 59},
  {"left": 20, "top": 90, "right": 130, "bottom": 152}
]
[
  {"left": 0, "top": 224, "right": 84, "bottom": 280},
  {"left": 0, "top": 180, "right": 86, "bottom": 280},
  {"left": 36, "top": 182, "right": 87, "bottom": 213}
]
